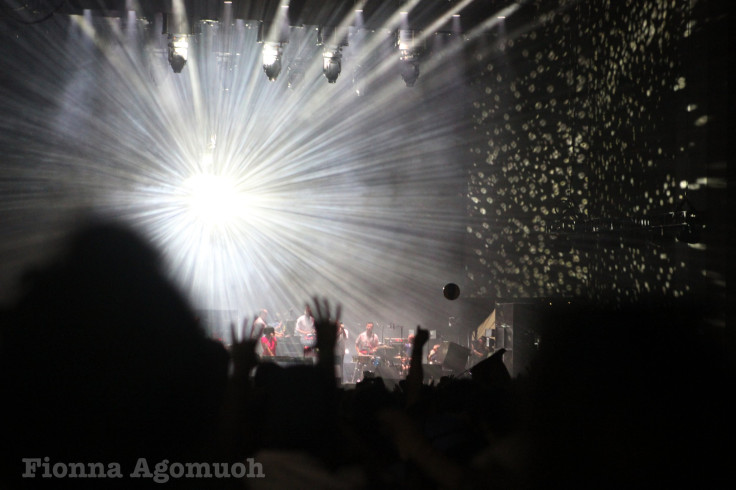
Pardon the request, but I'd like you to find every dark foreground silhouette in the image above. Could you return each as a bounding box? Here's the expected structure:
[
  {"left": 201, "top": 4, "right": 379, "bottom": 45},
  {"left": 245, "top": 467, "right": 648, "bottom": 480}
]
[{"left": 1, "top": 218, "right": 728, "bottom": 489}]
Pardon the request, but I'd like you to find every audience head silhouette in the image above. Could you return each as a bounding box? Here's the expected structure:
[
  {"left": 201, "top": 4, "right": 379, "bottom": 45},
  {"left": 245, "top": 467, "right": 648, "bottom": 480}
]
[{"left": 2, "top": 218, "right": 228, "bottom": 488}]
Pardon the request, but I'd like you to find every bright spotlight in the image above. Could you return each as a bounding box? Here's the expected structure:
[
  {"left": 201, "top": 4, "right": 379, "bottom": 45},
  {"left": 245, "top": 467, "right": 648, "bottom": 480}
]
[
  {"left": 262, "top": 41, "right": 284, "bottom": 81},
  {"left": 183, "top": 173, "right": 243, "bottom": 226},
  {"left": 258, "top": 9, "right": 290, "bottom": 82},
  {"left": 167, "top": 34, "right": 189, "bottom": 73}
]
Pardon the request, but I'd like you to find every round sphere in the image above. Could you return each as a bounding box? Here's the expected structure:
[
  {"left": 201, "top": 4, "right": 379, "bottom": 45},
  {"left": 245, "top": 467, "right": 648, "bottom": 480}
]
[{"left": 443, "top": 283, "right": 460, "bottom": 300}]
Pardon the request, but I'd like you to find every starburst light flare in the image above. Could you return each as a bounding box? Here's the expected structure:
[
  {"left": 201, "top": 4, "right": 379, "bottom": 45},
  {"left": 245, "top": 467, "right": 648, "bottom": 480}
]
[{"left": 0, "top": 3, "right": 509, "bottom": 336}]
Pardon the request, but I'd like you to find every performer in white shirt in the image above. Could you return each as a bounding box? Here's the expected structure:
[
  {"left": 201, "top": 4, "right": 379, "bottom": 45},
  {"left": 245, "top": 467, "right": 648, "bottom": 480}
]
[
  {"left": 252, "top": 309, "right": 269, "bottom": 332},
  {"left": 294, "top": 305, "right": 316, "bottom": 347},
  {"left": 355, "top": 322, "right": 379, "bottom": 355}
]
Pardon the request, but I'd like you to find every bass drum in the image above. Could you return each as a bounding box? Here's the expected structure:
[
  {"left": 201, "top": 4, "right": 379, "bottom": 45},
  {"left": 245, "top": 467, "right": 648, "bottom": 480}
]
[{"left": 299, "top": 333, "right": 317, "bottom": 347}]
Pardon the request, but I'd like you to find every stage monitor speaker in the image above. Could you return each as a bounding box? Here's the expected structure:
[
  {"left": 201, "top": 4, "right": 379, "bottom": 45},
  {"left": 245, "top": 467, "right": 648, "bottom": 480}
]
[{"left": 442, "top": 342, "right": 470, "bottom": 373}]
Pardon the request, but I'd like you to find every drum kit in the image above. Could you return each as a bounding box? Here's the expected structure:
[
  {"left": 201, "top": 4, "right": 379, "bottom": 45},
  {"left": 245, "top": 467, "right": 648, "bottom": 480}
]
[{"left": 350, "top": 339, "right": 412, "bottom": 383}]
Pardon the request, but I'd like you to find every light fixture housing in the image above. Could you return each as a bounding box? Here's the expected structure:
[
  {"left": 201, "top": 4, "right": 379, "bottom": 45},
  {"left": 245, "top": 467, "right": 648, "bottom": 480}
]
[
  {"left": 256, "top": 16, "right": 290, "bottom": 82},
  {"left": 322, "top": 49, "right": 342, "bottom": 83},
  {"left": 167, "top": 34, "right": 189, "bottom": 73},
  {"left": 261, "top": 41, "right": 284, "bottom": 81},
  {"left": 162, "top": 10, "right": 196, "bottom": 74},
  {"left": 397, "top": 29, "right": 426, "bottom": 87},
  {"left": 318, "top": 26, "right": 349, "bottom": 84}
]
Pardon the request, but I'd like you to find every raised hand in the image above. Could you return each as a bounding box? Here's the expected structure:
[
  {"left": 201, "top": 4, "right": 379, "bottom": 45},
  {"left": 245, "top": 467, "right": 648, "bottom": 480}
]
[
  {"left": 414, "top": 325, "right": 429, "bottom": 351},
  {"left": 217, "top": 318, "right": 263, "bottom": 461},
  {"left": 406, "top": 325, "right": 428, "bottom": 408},
  {"left": 311, "top": 297, "right": 341, "bottom": 353},
  {"left": 229, "top": 317, "right": 263, "bottom": 378}
]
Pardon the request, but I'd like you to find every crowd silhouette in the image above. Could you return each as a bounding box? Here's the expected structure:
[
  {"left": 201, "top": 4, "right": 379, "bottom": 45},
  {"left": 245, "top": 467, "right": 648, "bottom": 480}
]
[{"left": 0, "top": 218, "right": 727, "bottom": 489}]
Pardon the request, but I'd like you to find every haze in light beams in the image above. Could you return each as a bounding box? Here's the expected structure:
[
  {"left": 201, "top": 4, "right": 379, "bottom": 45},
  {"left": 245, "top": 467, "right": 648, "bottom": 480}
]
[{"left": 0, "top": 5, "right": 504, "bottom": 334}]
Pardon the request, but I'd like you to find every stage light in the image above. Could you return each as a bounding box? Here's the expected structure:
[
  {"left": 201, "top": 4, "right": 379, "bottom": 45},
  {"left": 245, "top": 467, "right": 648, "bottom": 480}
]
[
  {"left": 398, "top": 29, "right": 418, "bottom": 55},
  {"left": 183, "top": 173, "right": 242, "bottom": 227},
  {"left": 398, "top": 59, "right": 420, "bottom": 87},
  {"left": 261, "top": 41, "right": 284, "bottom": 81},
  {"left": 167, "top": 34, "right": 190, "bottom": 73},
  {"left": 397, "top": 29, "right": 426, "bottom": 87},
  {"left": 322, "top": 48, "right": 342, "bottom": 83},
  {"left": 162, "top": 8, "right": 195, "bottom": 74},
  {"left": 452, "top": 14, "right": 462, "bottom": 34},
  {"left": 257, "top": 4, "right": 290, "bottom": 82},
  {"left": 318, "top": 26, "right": 349, "bottom": 84}
]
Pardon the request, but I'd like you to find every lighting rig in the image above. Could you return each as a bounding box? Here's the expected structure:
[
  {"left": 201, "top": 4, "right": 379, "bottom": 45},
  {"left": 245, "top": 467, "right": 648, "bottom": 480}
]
[{"left": 4, "top": 1, "right": 485, "bottom": 85}]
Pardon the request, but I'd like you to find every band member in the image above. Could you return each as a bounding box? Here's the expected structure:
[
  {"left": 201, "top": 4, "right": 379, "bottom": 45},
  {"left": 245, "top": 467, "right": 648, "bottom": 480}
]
[
  {"left": 400, "top": 333, "right": 415, "bottom": 373},
  {"left": 428, "top": 343, "right": 442, "bottom": 365},
  {"left": 335, "top": 322, "right": 349, "bottom": 383},
  {"left": 471, "top": 335, "right": 491, "bottom": 364},
  {"left": 260, "top": 326, "right": 277, "bottom": 357},
  {"left": 295, "top": 305, "right": 316, "bottom": 347},
  {"left": 355, "top": 322, "right": 379, "bottom": 355},
  {"left": 404, "top": 333, "right": 415, "bottom": 357},
  {"left": 274, "top": 310, "right": 292, "bottom": 337},
  {"left": 253, "top": 309, "right": 269, "bottom": 332}
]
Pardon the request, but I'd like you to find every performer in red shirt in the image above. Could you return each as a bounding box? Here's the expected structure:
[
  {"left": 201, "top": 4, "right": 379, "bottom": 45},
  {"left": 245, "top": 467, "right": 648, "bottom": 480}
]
[{"left": 260, "top": 326, "right": 277, "bottom": 357}]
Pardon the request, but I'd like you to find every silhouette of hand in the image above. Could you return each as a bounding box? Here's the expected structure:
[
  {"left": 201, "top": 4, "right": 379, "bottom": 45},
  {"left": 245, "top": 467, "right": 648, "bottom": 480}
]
[
  {"left": 413, "top": 325, "right": 429, "bottom": 351},
  {"left": 311, "top": 297, "right": 341, "bottom": 354},
  {"left": 229, "top": 318, "right": 263, "bottom": 377}
]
